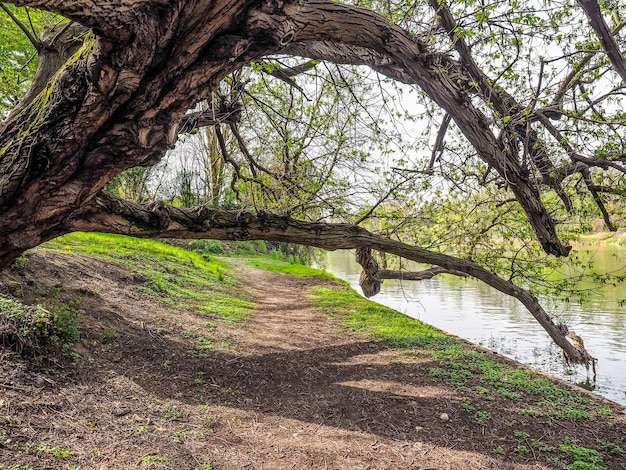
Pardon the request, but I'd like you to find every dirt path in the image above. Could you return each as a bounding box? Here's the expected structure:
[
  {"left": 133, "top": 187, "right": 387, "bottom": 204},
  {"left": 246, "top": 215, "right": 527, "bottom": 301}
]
[
  {"left": 230, "top": 259, "right": 348, "bottom": 352},
  {"left": 0, "top": 253, "right": 624, "bottom": 469}
]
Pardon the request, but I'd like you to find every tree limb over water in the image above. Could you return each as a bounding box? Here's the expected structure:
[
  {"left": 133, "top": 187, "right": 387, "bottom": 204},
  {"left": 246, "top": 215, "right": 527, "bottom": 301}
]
[{"left": 66, "top": 193, "right": 596, "bottom": 367}]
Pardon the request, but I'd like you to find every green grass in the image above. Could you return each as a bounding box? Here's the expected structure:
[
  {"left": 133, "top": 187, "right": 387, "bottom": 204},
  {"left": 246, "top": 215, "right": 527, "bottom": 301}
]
[
  {"left": 43, "top": 233, "right": 253, "bottom": 322},
  {"left": 308, "top": 283, "right": 614, "bottom": 468},
  {"left": 249, "top": 259, "right": 341, "bottom": 281},
  {"left": 309, "top": 286, "right": 455, "bottom": 348}
]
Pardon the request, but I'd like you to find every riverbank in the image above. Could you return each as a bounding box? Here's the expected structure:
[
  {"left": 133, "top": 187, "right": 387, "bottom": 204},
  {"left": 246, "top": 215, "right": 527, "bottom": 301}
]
[
  {"left": 0, "top": 237, "right": 624, "bottom": 469},
  {"left": 323, "top": 239, "right": 626, "bottom": 406},
  {"left": 576, "top": 230, "right": 626, "bottom": 245}
]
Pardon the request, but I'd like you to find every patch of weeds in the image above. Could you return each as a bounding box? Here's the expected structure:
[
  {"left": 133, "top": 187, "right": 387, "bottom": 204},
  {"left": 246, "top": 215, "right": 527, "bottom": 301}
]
[
  {"left": 518, "top": 408, "right": 541, "bottom": 418},
  {"left": 139, "top": 455, "right": 167, "bottom": 467},
  {"left": 102, "top": 329, "right": 116, "bottom": 342},
  {"left": 195, "top": 465, "right": 214, "bottom": 470},
  {"left": 514, "top": 431, "right": 529, "bottom": 439},
  {"left": 5, "top": 416, "right": 20, "bottom": 426},
  {"left": 223, "top": 387, "right": 239, "bottom": 397},
  {"left": 460, "top": 399, "right": 475, "bottom": 411},
  {"left": 546, "top": 456, "right": 568, "bottom": 468},
  {"left": 164, "top": 409, "right": 183, "bottom": 421},
  {"left": 51, "top": 446, "right": 71, "bottom": 459},
  {"left": 474, "top": 410, "right": 491, "bottom": 425},
  {"left": 596, "top": 407, "right": 612, "bottom": 416},
  {"left": 428, "top": 365, "right": 472, "bottom": 388},
  {"left": 195, "top": 336, "right": 214, "bottom": 351},
  {"left": 13, "top": 441, "right": 71, "bottom": 460},
  {"left": 494, "top": 446, "right": 505, "bottom": 455},
  {"left": 498, "top": 389, "right": 521, "bottom": 400},
  {"left": 531, "top": 439, "right": 556, "bottom": 452},
  {"left": 600, "top": 442, "right": 623, "bottom": 456},
  {"left": 548, "top": 407, "right": 593, "bottom": 421},
  {"left": 137, "top": 425, "right": 148, "bottom": 434},
  {"left": 183, "top": 330, "right": 215, "bottom": 354},
  {"left": 0, "top": 294, "right": 79, "bottom": 356},
  {"left": 514, "top": 445, "right": 529, "bottom": 455},
  {"left": 558, "top": 438, "right": 606, "bottom": 469}
]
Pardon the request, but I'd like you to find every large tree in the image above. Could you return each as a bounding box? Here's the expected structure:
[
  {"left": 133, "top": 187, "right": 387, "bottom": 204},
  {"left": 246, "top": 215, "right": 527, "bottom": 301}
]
[{"left": 1, "top": 0, "right": 626, "bottom": 366}]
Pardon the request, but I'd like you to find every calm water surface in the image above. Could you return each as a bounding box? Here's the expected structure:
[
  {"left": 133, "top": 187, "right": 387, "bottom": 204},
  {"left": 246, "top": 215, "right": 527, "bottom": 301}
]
[{"left": 322, "top": 246, "right": 626, "bottom": 406}]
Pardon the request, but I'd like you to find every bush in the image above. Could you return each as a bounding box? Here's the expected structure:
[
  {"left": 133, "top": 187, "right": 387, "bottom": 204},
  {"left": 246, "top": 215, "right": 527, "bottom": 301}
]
[
  {"left": 191, "top": 240, "right": 224, "bottom": 254},
  {"left": 40, "top": 295, "right": 81, "bottom": 344},
  {"left": 233, "top": 240, "right": 267, "bottom": 255},
  {"left": 0, "top": 294, "right": 80, "bottom": 356}
]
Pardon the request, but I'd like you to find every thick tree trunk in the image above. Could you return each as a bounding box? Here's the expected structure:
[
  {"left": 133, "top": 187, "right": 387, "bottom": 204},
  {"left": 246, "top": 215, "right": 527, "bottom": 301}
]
[
  {"left": 356, "top": 247, "right": 381, "bottom": 297},
  {"left": 0, "top": 0, "right": 276, "bottom": 267}
]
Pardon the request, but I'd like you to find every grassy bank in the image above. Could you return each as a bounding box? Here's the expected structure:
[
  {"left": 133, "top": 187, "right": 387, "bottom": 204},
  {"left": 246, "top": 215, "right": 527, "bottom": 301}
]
[
  {"left": 43, "top": 233, "right": 254, "bottom": 322},
  {"left": 575, "top": 231, "right": 626, "bottom": 245}
]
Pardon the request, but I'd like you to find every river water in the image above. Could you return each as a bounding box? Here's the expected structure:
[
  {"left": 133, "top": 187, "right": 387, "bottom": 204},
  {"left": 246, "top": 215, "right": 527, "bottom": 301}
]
[{"left": 321, "top": 245, "right": 626, "bottom": 406}]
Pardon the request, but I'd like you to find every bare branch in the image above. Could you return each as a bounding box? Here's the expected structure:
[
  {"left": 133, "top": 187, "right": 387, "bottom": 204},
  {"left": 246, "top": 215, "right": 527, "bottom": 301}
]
[
  {"left": 581, "top": 168, "right": 617, "bottom": 231},
  {"left": 263, "top": 59, "right": 317, "bottom": 97},
  {"left": 427, "top": 113, "right": 451, "bottom": 174},
  {"left": 0, "top": 4, "right": 41, "bottom": 52}
]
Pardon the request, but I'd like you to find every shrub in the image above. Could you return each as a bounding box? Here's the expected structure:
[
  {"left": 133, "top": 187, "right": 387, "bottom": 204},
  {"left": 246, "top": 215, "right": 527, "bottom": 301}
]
[{"left": 0, "top": 294, "right": 80, "bottom": 356}]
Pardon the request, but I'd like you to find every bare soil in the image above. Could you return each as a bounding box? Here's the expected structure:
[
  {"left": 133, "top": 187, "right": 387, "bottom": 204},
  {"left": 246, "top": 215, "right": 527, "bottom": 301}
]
[{"left": 0, "top": 251, "right": 625, "bottom": 469}]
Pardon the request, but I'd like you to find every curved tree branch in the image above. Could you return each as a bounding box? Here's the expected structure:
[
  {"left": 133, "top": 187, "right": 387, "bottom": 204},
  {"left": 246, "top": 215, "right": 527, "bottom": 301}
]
[
  {"left": 280, "top": 0, "right": 570, "bottom": 256},
  {"left": 66, "top": 192, "right": 595, "bottom": 368},
  {"left": 0, "top": 0, "right": 573, "bottom": 267},
  {"left": 0, "top": 0, "right": 140, "bottom": 42}
]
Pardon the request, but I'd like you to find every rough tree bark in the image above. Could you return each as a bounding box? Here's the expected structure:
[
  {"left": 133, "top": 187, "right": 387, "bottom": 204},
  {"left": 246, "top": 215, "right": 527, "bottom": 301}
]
[
  {"left": 577, "top": 0, "right": 626, "bottom": 84},
  {"left": 355, "top": 247, "right": 468, "bottom": 298}
]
